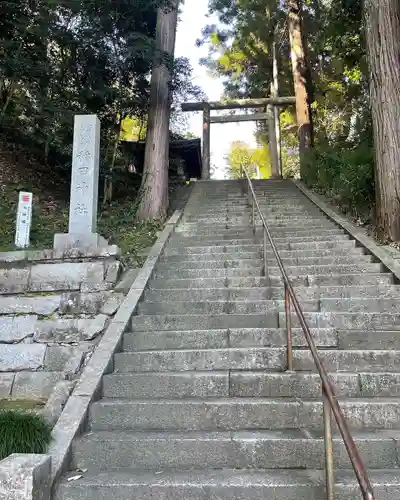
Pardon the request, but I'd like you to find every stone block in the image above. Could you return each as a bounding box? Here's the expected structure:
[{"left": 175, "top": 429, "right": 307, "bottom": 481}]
[
  {"left": 59, "top": 291, "right": 118, "bottom": 315},
  {"left": 43, "top": 345, "right": 83, "bottom": 371},
  {"left": 100, "top": 293, "right": 124, "bottom": 315},
  {"left": 42, "top": 380, "right": 74, "bottom": 426},
  {"left": 27, "top": 281, "right": 81, "bottom": 293},
  {"left": 78, "top": 292, "right": 112, "bottom": 315},
  {"left": 0, "top": 454, "right": 51, "bottom": 500},
  {"left": 53, "top": 232, "right": 108, "bottom": 252},
  {"left": 63, "top": 351, "right": 86, "bottom": 379},
  {"left": 105, "top": 261, "right": 122, "bottom": 283},
  {"left": 0, "top": 316, "right": 37, "bottom": 343},
  {"left": 114, "top": 268, "right": 140, "bottom": 294},
  {"left": 30, "top": 262, "right": 104, "bottom": 284},
  {"left": 0, "top": 373, "right": 15, "bottom": 398},
  {"left": 12, "top": 372, "right": 63, "bottom": 400},
  {"left": 80, "top": 281, "right": 114, "bottom": 293},
  {"left": 0, "top": 344, "right": 46, "bottom": 371},
  {"left": 0, "top": 251, "right": 26, "bottom": 263},
  {"left": 0, "top": 296, "right": 61, "bottom": 316},
  {"left": 81, "top": 314, "right": 108, "bottom": 341},
  {"left": 0, "top": 269, "right": 30, "bottom": 290},
  {"left": 35, "top": 314, "right": 108, "bottom": 343}
]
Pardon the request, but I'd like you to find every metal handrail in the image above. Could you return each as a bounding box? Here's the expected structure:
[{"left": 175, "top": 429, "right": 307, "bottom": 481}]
[{"left": 240, "top": 167, "right": 375, "bottom": 500}]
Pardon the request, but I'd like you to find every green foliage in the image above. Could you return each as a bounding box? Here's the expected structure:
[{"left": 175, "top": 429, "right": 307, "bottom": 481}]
[
  {"left": 302, "top": 143, "right": 375, "bottom": 219},
  {"left": 199, "top": 0, "right": 375, "bottom": 217},
  {"left": 225, "top": 140, "right": 271, "bottom": 179},
  {"left": 99, "top": 201, "right": 162, "bottom": 267},
  {"left": 0, "top": 0, "right": 200, "bottom": 189},
  {"left": 0, "top": 410, "right": 52, "bottom": 460}
]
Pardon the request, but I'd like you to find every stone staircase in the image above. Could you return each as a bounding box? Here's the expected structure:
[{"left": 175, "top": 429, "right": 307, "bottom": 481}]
[{"left": 55, "top": 180, "right": 400, "bottom": 500}]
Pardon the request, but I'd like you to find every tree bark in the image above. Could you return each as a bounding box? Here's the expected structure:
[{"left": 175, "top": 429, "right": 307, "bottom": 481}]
[
  {"left": 136, "top": 1, "right": 178, "bottom": 220},
  {"left": 287, "top": 0, "right": 313, "bottom": 177},
  {"left": 364, "top": 0, "right": 400, "bottom": 241}
]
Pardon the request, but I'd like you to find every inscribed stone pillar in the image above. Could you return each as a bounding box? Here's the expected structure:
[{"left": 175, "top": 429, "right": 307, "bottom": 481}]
[{"left": 54, "top": 115, "right": 107, "bottom": 251}]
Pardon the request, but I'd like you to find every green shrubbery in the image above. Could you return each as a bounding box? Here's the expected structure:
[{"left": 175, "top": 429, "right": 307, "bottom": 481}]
[
  {"left": 302, "top": 143, "right": 375, "bottom": 220},
  {"left": 0, "top": 411, "right": 52, "bottom": 460}
]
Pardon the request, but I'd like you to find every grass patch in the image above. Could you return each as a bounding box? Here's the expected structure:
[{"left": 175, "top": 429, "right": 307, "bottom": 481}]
[
  {"left": 0, "top": 410, "right": 52, "bottom": 460},
  {"left": 0, "top": 188, "right": 162, "bottom": 266}
]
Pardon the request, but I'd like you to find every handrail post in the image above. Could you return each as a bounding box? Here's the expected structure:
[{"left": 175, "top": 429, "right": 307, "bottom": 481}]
[
  {"left": 263, "top": 228, "right": 268, "bottom": 278},
  {"left": 252, "top": 198, "right": 256, "bottom": 234},
  {"left": 323, "top": 386, "right": 335, "bottom": 500},
  {"left": 284, "top": 284, "right": 293, "bottom": 371}
]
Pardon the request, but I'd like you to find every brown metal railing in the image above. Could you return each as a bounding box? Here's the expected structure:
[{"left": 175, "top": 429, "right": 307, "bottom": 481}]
[{"left": 240, "top": 168, "right": 375, "bottom": 500}]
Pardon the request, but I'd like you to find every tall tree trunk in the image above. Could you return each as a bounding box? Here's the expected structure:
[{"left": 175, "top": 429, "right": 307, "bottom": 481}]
[
  {"left": 364, "top": 0, "right": 400, "bottom": 241},
  {"left": 287, "top": 0, "right": 313, "bottom": 177},
  {"left": 136, "top": 2, "right": 178, "bottom": 221}
]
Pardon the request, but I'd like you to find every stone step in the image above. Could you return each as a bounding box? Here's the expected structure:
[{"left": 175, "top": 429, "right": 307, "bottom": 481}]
[
  {"left": 89, "top": 397, "right": 400, "bottom": 431},
  {"left": 103, "top": 371, "right": 400, "bottom": 399},
  {"left": 123, "top": 327, "right": 337, "bottom": 351},
  {"left": 113, "top": 348, "right": 400, "bottom": 373},
  {"left": 161, "top": 247, "right": 367, "bottom": 262},
  {"left": 337, "top": 330, "right": 400, "bottom": 350},
  {"left": 145, "top": 285, "right": 400, "bottom": 303},
  {"left": 176, "top": 223, "right": 340, "bottom": 233},
  {"left": 172, "top": 233, "right": 350, "bottom": 244},
  {"left": 71, "top": 429, "right": 400, "bottom": 471},
  {"left": 137, "top": 299, "right": 319, "bottom": 316},
  {"left": 156, "top": 260, "right": 263, "bottom": 271},
  {"left": 130, "top": 313, "right": 278, "bottom": 331},
  {"left": 280, "top": 311, "right": 400, "bottom": 330},
  {"left": 54, "top": 468, "right": 400, "bottom": 500},
  {"left": 157, "top": 255, "right": 373, "bottom": 270},
  {"left": 154, "top": 263, "right": 383, "bottom": 280},
  {"left": 149, "top": 273, "right": 393, "bottom": 290},
  {"left": 164, "top": 240, "right": 358, "bottom": 254},
  {"left": 125, "top": 327, "right": 400, "bottom": 351}
]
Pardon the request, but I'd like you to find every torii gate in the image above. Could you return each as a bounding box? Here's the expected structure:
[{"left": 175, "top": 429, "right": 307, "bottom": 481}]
[{"left": 181, "top": 96, "right": 296, "bottom": 180}]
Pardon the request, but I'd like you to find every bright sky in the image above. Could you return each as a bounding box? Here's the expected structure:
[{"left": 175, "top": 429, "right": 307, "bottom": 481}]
[{"left": 174, "top": 0, "right": 257, "bottom": 179}]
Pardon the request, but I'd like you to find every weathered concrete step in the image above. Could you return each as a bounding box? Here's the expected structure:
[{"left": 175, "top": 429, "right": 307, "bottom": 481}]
[
  {"left": 156, "top": 260, "right": 262, "bottom": 271},
  {"left": 154, "top": 268, "right": 263, "bottom": 280},
  {"left": 321, "top": 297, "right": 400, "bottom": 312},
  {"left": 71, "top": 429, "right": 400, "bottom": 470},
  {"left": 270, "top": 285, "right": 400, "bottom": 300},
  {"left": 157, "top": 255, "right": 372, "bottom": 270},
  {"left": 280, "top": 311, "right": 400, "bottom": 330},
  {"left": 52, "top": 468, "right": 342, "bottom": 500},
  {"left": 154, "top": 263, "right": 382, "bottom": 280},
  {"left": 113, "top": 348, "right": 400, "bottom": 373},
  {"left": 338, "top": 330, "right": 400, "bottom": 350},
  {"left": 103, "top": 371, "right": 400, "bottom": 399},
  {"left": 89, "top": 397, "right": 400, "bottom": 431},
  {"left": 103, "top": 371, "right": 230, "bottom": 398},
  {"left": 137, "top": 299, "right": 319, "bottom": 315},
  {"left": 164, "top": 240, "right": 357, "bottom": 254},
  {"left": 176, "top": 222, "right": 339, "bottom": 232},
  {"left": 123, "top": 327, "right": 337, "bottom": 350},
  {"left": 162, "top": 247, "right": 366, "bottom": 262},
  {"left": 145, "top": 285, "right": 400, "bottom": 303},
  {"left": 229, "top": 371, "right": 400, "bottom": 398},
  {"left": 114, "top": 347, "right": 287, "bottom": 372},
  {"left": 173, "top": 233, "right": 349, "bottom": 244},
  {"left": 149, "top": 273, "right": 393, "bottom": 290},
  {"left": 130, "top": 314, "right": 279, "bottom": 331}
]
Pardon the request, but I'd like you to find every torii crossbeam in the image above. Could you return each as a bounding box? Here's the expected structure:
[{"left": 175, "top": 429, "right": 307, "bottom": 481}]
[{"left": 181, "top": 96, "right": 296, "bottom": 179}]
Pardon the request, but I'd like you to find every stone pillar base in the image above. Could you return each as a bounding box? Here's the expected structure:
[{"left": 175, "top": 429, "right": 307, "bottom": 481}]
[{"left": 53, "top": 232, "right": 108, "bottom": 252}]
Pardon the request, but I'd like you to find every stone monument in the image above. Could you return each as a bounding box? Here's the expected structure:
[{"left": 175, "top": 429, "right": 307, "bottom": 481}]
[
  {"left": 54, "top": 115, "right": 108, "bottom": 251},
  {"left": 15, "top": 191, "right": 33, "bottom": 248}
]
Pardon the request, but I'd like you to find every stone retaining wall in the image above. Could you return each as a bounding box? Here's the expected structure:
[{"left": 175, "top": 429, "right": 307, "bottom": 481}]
[{"left": 0, "top": 245, "right": 124, "bottom": 422}]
